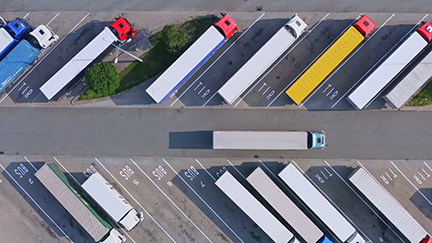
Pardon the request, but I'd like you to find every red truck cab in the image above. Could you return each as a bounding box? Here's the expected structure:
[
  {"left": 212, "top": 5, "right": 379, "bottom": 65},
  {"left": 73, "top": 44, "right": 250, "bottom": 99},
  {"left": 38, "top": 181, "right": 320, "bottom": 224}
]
[
  {"left": 109, "top": 17, "right": 136, "bottom": 42},
  {"left": 353, "top": 15, "right": 375, "bottom": 37},
  {"left": 417, "top": 22, "right": 432, "bottom": 42},
  {"left": 420, "top": 235, "right": 432, "bottom": 243},
  {"left": 214, "top": 15, "right": 238, "bottom": 39}
]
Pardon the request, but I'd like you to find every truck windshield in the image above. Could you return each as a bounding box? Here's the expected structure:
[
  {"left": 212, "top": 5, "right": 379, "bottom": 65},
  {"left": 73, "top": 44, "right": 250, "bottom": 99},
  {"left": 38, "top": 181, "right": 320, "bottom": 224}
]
[{"left": 307, "top": 132, "right": 313, "bottom": 149}]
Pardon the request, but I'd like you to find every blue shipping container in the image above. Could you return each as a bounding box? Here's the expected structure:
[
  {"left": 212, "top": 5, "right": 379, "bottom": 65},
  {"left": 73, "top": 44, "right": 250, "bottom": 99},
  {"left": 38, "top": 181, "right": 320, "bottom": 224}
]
[{"left": 0, "top": 40, "right": 40, "bottom": 94}]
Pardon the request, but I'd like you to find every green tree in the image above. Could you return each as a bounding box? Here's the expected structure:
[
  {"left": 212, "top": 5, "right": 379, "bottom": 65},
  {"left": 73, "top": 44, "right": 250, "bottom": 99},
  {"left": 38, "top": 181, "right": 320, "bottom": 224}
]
[
  {"left": 162, "top": 24, "right": 189, "bottom": 53},
  {"left": 85, "top": 62, "right": 120, "bottom": 97}
]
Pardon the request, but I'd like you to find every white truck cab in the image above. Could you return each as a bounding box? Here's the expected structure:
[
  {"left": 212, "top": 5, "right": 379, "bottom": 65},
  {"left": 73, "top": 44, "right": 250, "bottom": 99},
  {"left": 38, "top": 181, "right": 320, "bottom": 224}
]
[
  {"left": 285, "top": 15, "right": 307, "bottom": 38},
  {"left": 30, "top": 25, "right": 59, "bottom": 48},
  {"left": 101, "top": 229, "right": 127, "bottom": 243}
]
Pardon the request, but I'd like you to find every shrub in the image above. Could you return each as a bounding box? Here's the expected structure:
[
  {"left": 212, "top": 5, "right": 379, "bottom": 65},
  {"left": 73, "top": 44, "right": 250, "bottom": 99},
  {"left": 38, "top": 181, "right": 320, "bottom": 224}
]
[
  {"left": 85, "top": 62, "right": 120, "bottom": 97},
  {"left": 161, "top": 24, "right": 189, "bottom": 53}
]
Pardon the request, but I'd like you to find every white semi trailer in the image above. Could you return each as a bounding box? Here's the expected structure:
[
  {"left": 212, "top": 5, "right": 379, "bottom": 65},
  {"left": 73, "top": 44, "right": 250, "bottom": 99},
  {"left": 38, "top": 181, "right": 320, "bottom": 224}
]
[
  {"left": 218, "top": 15, "right": 307, "bottom": 104},
  {"left": 279, "top": 163, "right": 365, "bottom": 243},
  {"left": 349, "top": 167, "right": 431, "bottom": 243},
  {"left": 81, "top": 172, "right": 143, "bottom": 231}
]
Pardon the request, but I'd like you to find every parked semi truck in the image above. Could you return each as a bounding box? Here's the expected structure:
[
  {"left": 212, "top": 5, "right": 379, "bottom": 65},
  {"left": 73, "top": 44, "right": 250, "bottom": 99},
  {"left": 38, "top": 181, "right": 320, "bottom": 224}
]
[
  {"left": 40, "top": 17, "right": 136, "bottom": 100},
  {"left": 349, "top": 167, "right": 432, "bottom": 243},
  {"left": 0, "top": 40, "right": 40, "bottom": 94},
  {"left": 279, "top": 163, "right": 365, "bottom": 243},
  {"left": 247, "top": 167, "right": 333, "bottom": 243},
  {"left": 348, "top": 22, "right": 432, "bottom": 110},
  {"left": 35, "top": 163, "right": 126, "bottom": 243},
  {"left": 212, "top": 131, "right": 325, "bottom": 150},
  {"left": 216, "top": 171, "right": 298, "bottom": 243},
  {"left": 218, "top": 15, "right": 307, "bottom": 105},
  {"left": 384, "top": 25, "right": 432, "bottom": 108},
  {"left": 0, "top": 18, "right": 33, "bottom": 59},
  {"left": 146, "top": 14, "right": 238, "bottom": 104},
  {"left": 82, "top": 172, "right": 143, "bottom": 231},
  {"left": 286, "top": 15, "right": 375, "bottom": 105}
]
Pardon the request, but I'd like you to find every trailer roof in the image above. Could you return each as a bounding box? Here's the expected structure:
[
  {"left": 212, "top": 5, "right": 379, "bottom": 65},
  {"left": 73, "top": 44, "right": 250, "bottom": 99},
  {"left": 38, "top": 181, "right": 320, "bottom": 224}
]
[
  {"left": 82, "top": 172, "right": 133, "bottom": 222},
  {"left": 349, "top": 167, "right": 430, "bottom": 242},
  {"left": 213, "top": 131, "right": 308, "bottom": 150}
]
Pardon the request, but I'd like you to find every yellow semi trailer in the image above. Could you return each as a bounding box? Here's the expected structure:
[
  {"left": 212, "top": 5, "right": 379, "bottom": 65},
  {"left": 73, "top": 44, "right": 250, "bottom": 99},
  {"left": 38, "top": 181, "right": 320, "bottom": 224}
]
[{"left": 286, "top": 15, "right": 375, "bottom": 105}]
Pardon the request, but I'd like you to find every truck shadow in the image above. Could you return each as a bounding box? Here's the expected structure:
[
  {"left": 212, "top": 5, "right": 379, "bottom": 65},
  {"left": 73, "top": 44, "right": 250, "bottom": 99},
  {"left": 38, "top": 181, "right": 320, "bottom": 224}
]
[
  {"left": 410, "top": 188, "right": 432, "bottom": 222},
  {"left": 169, "top": 131, "right": 213, "bottom": 149},
  {"left": 1, "top": 161, "right": 94, "bottom": 242}
]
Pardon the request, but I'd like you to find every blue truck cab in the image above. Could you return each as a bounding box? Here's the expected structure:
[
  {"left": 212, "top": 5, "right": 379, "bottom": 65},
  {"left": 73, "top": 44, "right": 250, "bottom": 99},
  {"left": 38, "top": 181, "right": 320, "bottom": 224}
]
[
  {"left": 307, "top": 131, "right": 326, "bottom": 149},
  {"left": 4, "top": 18, "right": 34, "bottom": 40}
]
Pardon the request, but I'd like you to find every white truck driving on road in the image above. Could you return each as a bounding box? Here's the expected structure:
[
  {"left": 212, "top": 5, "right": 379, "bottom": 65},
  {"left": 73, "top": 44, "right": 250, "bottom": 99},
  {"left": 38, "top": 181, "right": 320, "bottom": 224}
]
[
  {"left": 81, "top": 172, "right": 143, "bottom": 231},
  {"left": 279, "top": 163, "right": 365, "bottom": 243},
  {"left": 213, "top": 130, "right": 325, "bottom": 150},
  {"left": 218, "top": 15, "right": 307, "bottom": 104}
]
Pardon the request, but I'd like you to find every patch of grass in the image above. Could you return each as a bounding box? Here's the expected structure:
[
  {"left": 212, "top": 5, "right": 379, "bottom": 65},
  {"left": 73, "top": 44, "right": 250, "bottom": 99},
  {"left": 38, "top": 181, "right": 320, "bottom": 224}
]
[
  {"left": 407, "top": 78, "right": 432, "bottom": 106},
  {"left": 117, "top": 15, "right": 218, "bottom": 94}
]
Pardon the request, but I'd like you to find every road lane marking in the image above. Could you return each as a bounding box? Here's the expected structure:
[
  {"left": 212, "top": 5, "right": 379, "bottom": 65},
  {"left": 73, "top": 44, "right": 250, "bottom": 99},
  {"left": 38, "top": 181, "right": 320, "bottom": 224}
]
[
  {"left": 162, "top": 159, "right": 245, "bottom": 243},
  {"left": 226, "top": 159, "right": 246, "bottom": 179},
  {"left": 390, "top": 161, "right": 432, "bottom": 206},
  {"left": 47, "top": 13, "right": 60, "bottom": 26},
  {"left": 169, "top": 12, "right": 266, "bottom": 107},
  {"left": 300, "top": 13, "right": 385, "bottom": 107},
  {"left": 54, "top": 158, "right": 138, "bottom": 243},
  {"left": 195, "top": 159, "right": 216, "bottom": 181},
  {"left": 331, "top": 14, "right": 427, "bottom": 109},
  {"left": 130, "top": 158, "right": 213, "bottom": 243},
  {"left": 266, "top": 13, "right": 330, "bottom": 107},
  {"left": 0, "top": 164, "right": 74, "bottom": 242},
  {"left": 291, "top": 161, "right": 373, "bottom": 243},
  {"left": 23, "top": 13, "right": 29, "bottom": 19}
]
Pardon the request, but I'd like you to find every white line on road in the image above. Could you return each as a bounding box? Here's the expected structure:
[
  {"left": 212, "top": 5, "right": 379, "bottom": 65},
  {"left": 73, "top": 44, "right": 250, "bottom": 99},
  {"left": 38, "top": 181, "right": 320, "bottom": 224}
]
[
  {"left": 424, "top": 161, "right": 432, "bottom": 172},
  {"left": 390, "top": 161, "right": 432, "bottom": 206},
  {"left": 300, "top": 13, "right": 381, "bottom": 107},
  {"left": 23, "top": 13, "right": 29, "bottom": 19},
  {"left": 226, "top": 159, "right": 246, "bottom": 179},
  {"left": 331, "top": 14, "right": 427, "bottom": 108},
  {"left": 195, "top": 159, "right": 216, "bottom": 181},
  {"left": 0, "top": 164, "right": 75, "bottom": 242},
  {"left": 24, "top": 156, "right": 38, "bottom": 171},
  {"left": 130, "top": 158, "right": 213, "bottom": 243},
  {"left": 69, "top": 13, "right": 90, "bottom": 34},
  {"left": 168, "top": 12, "right": 266, "bottom": 107},
  {"left": 47, "top": 13, "right": 60, "bottom": 26},
  {"left": 291, "top": 161, "right": 373, "bottom": 243},
  {"left": 323, "top": 161, "right": 405, "bottom": 243},
  {"left": 162, "top": 159, "right": 245, "bottom": 243},
  {"left": 266, "top": 13, "right": 330, "bottom": 107},
  {"left": 54, "top": 158, "right": 138, "bottom": 243}
]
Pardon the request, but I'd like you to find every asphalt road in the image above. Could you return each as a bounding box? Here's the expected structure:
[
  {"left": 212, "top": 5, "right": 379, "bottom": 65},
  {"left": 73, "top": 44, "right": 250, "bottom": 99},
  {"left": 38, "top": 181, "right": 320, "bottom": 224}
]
[
  {"left": 3, "top": 0, "right": 432, "bottom": 13},
  {"left": 1, "top": 107, "right": 432, "bottom": 160}
]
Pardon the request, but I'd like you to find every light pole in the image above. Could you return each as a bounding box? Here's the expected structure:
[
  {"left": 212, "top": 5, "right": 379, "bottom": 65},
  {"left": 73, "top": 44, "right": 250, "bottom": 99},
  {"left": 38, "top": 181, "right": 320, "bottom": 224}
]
[{"left": 103, "top": 37, "right": 143, "bottom": 63}]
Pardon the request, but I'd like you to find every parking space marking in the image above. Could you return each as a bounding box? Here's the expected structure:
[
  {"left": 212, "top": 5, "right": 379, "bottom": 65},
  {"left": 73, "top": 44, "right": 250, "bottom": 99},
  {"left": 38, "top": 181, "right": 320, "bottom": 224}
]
[
  {"left": 168, "top": 12, "right": 266, "bottom": 107},
  {"left": 23, "top": 13, "right": 29, "bottom": 19},
  {"left": 300, "top": 13, "right": 395, "bottom": 107},
  {"left": 130, "top": 158, "right": 213, "bottom": 243},
  {"left": 331, "top": 14, "right": 428, "bottom": 108},
  {"left": 24, "top": 156, "right": 37, "bottom": 171},
  {"left": 265, "top": 13, "right": 330, "bottom": 107},
  {"left": 0, "top": 164, "right": 74, "bottom": 243},
  {"left": 53, "top": 158, "right": 138, "bottom": 243},
  {"left": 46, "top": 13, "right": 60, "bottom": 26},
  {"left": 424, "top": 161, "right": 432, "bottom": 172},
  {"left": 291, "top": 161, "right": 373, "bottom": 243},
  {"left": 390, "top": 161, "right": 432, "bottom": 206},
  {"left": 195, "top": 159, "right": 216, "bottom": 181},
  {"left": 322, "top": 161, "right": 404, "bottom": 243},
  {"left": 226, "top": 159, "right": 246, "bottom": 179},
  {"left": 162, "top": 159, "right": 245, "bottom": 243},
  {"left": 69, "top": 13, "right": 90, "bottom": 34}
]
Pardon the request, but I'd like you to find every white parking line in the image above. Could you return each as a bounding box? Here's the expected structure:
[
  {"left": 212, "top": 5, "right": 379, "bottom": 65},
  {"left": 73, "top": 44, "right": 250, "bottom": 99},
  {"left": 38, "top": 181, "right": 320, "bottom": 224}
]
[
  {"left": 0, "top": 13, "right": 91, "bottom": 104},
  {"left": 331, "top": 14, "right": 428, "bottom": 108},
  {"left": 53, "top": 158, "right": 138, "bottom": 243},
  {"left": 162, "top": 159, "right": 245, "bottom": 243},
  {"left": 226, "top": 159, "right": 246, "bottom": 179},
  {"left": 23, "top": 13, "right": 29, "bottom": 19},
  {"left": 300, "top": 13, "right": 387, "bottom": 107},
  {"left": 323, "top": 161, "right": 405, "bottom": 243},
  {"left": 266, "top": 13, "right": 330, "bottom": 107},
  {"left": 130, "top": 158, "right": 213, "bottom": 243},
  {"left": 24, "top": 156, "right": 37, "bottom": 171},
  {"left": 195, "top": 159, "right": 216, "bottom": 181},
  {"left": 168, "top": 12, "right": 266, "bottom": 107},
  {"left": 234, "top": 13, "right": 332, "bottom": 107},
  {"left": 291, "top": 161, "right": 373, "bottom": 243},
  {"left": 424, "top": 161, "right": 432, "bottom": 172},
  {"left": 47, "top": 13, "right": 60, "bottom": 26},
  {"left": 390, "top": 161, "right": 432, "bottom": 206},
  {"left": 0, "top": 164, "right": 75, "bottom": 242}
]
